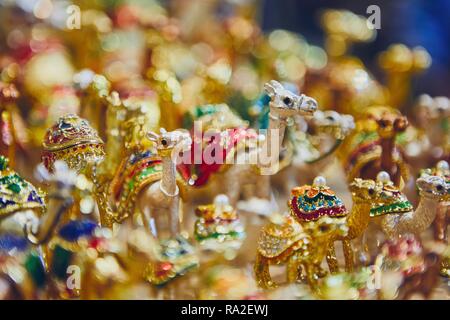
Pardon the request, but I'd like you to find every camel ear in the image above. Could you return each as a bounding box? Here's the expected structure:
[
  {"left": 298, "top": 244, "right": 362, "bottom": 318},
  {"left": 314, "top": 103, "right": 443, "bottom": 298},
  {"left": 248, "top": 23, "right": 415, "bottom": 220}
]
[
  {"left": 147, "top": 131, "right": 159, "bottom": 142},
  {"left": 264, "top": 80, "right": 283, "bottom": 98},
  {"left": 415, "top": 176, "right": 428, "bottom": 190}
]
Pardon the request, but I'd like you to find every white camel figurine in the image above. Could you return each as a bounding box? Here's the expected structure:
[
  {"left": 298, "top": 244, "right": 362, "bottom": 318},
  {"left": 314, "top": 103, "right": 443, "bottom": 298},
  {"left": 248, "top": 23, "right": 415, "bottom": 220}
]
[
  {"left": 137, "top": 128, "right": 192, "bottom": 240},
  {"left": 373, "top": 171, "right": 449, "bottom": 238}
]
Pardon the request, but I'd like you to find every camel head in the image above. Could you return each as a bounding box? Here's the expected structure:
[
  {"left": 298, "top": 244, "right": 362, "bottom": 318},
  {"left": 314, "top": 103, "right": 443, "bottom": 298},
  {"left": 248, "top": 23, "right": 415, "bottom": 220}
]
[
  {"left": 375, "top": 112, "right": 408, "bottom": 139},
  {"left": 147, "top": 128, "right": 192, "bottom": 157},
  {"left": 349, "top": 178, "right": 384, "bottom": 202},
  {"left": 310, "top": 110, "right": 355, "bottom": 139},
  {"left": 420, "top": 161, "right": 449, "bottom": 201},
  {"left": 416, "top": 175, "right": 449, "bottom": 201},
  {"left": 368, "top": 171, "right": 415, "bottom": 216},
  {"left": 264, "top": 80, "right": 317, "bottom": 118}
]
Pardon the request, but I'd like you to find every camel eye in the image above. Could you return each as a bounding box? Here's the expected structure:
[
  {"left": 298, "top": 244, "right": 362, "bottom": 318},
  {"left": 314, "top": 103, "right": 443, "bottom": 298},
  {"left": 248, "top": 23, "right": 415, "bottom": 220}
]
[
  {"left": 161, "top": 139, "right": 168, "bottom": 146},
  {"left": 368, "top": 188, "right": 375, "bottom": 195},
  {"left": 319, "top": 225, "right": 329, "bottom": 232},
  {"left": 436, "top": 184, "right": 444, "bottom": 191},
  {"left": 283, "top": 97, "right": 292, "bottom": 105}
]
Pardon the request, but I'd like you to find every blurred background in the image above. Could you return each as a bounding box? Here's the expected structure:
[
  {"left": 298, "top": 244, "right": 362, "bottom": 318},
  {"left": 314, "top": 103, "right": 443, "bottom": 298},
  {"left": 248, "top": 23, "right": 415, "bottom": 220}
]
[
  {"left": 260, "top": 0, "right": 450, "bottom": 96},
  {"left": 1, "top": 0, "right": 448, "bottom": 96}
]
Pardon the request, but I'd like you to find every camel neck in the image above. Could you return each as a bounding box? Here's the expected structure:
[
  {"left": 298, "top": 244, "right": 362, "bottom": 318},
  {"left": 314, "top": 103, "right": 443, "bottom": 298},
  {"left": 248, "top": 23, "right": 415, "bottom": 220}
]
[
  {"left": 258, "top": 106, "right": 287, "bottom": 171},
  {"left": 397, "top": 194, "right": 439, "bottom": 235},
  {"left": 161, "top": 154, "right": 177, "bottom": 195},
  {"left": 347, "top": 200, "right": 372, "bottom": 239},
  {"left": 380, "top": 136, "right": 396, "bottom": 173}
]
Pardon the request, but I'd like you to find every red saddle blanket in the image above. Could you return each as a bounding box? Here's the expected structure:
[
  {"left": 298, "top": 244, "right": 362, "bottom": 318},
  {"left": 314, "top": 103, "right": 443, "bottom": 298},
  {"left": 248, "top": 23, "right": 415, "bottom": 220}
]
[{"left": 177, "top": 128, "right": 257, "bottom": 187}]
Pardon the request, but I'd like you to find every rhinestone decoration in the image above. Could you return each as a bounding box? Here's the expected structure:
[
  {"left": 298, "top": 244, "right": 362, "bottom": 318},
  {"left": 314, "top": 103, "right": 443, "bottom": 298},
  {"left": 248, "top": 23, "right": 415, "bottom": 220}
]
[
  {"left": 288, "top": 184, "right": 348, "bottom": 223},
  {"left": 42, "top": 114, "right": 105, "bottom": 172},
  {"left": 0, "top": 156, "right": 45, "bottom": 218}
]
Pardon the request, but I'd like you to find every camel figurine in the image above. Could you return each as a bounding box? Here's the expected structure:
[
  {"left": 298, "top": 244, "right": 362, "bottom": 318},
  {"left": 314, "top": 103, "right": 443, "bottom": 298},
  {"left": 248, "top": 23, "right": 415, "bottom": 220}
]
[
  {"left": 194, "top": 194, "right": 246, "bottom": 265},
  {"left": 202, "top": 80, "right": 316, "bottom": 199},
  {"left": 194, "top": 194, "right": 245, "bottom": 245},
  {"left": 371, "top": 171, "right": 449, "bottom": 238},
  {"left": 256, "top": 176, "right": 392, "bottom": 289},
  {"left": 191, "top": 80, "right": 317, "bottom": 205},
  {"left": 108, "top": 126, "right": 192, "bottom": 239},
  {"left": 138, "top": 128, "right": 192, "bottom": 240},
  {"left": 285, "top": 176, "right": 388, "bottom": 274},
  {"left": 245, "top": 85, "right": 355, "bottom": 190},
  {"left": 421, "top": 161, "right": 449, "bottom": 243},
  {"left": 0, "top": 158, "right": 79, "bottom": 298},
  {"left": 254, "top": 214, "right": 347, "bottom": 290},
  {"left": 340, "top": 107, "right": 410, "bottom": 188}
]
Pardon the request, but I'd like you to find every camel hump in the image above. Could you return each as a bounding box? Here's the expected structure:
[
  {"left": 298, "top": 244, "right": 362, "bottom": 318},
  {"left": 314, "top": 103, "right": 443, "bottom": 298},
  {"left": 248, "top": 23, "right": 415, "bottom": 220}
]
[{"left": 257, "top": 217, "right": 305, "bottom": 258}]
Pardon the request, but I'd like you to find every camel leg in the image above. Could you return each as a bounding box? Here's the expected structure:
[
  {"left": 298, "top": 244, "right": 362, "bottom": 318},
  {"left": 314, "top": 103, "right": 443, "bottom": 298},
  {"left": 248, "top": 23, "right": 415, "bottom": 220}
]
[
  {"left": 168, "top": 199, "right": 180, "bottom": 238},
  {"left": 343, "top": 240, "right": 355, "bottom": 273},
  {"left": 304, "top": 263, "right": 319, "bottom": 292},
  {"left": 139, "top": 204, "right": 158, "bottom": 238},
  {"left": 223, "top": 167, "right": 243, "bottom": 206},
  {"left": 326, "top": 242, "right": 339, "bottom": 274},
  {"left": 254, "top": 253, "right": 274, "bottom": 289},
  {"left": 355, "top": 233, "right": 371, "bottom": 267},
  {"left": 434, "top": 204, "right": 448, "bottom": 243},
  {"left": 286, "top": 254, "right": 300, "bottom": 283}
]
